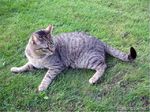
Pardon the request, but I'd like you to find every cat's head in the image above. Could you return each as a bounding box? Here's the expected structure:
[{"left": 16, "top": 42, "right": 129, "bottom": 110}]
[{"left": 28, "top": 25, "right": 55, "bottom": 57}]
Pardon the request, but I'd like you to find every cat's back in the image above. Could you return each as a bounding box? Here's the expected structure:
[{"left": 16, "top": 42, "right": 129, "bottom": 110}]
[{"left": 55, "top": 32, "right": 103, "bottom": 48}]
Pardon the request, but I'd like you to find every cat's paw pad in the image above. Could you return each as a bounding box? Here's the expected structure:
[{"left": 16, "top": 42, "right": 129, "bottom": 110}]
[
  {"left": 89, "top": 77, "right": 97, "bottom": 84},
  {"left": 10, "top": 67, "right": 19, "bottom": 73}
]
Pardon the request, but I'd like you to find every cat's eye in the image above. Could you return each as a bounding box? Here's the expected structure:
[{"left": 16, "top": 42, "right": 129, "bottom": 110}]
[
  {"left": 48, "top": 41, "right": 54, "bottom": 47},
  {"left": 36, "top": 47, "right": 48, "bottom": 51}
]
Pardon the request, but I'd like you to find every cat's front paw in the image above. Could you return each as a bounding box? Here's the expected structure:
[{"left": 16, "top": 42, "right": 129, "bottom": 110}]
[
  {"left": 10, "top": 67, "right": 19, "bottom": 73},
  {"left": 38, "top": 85, "right": 47, "bottom": 92}
]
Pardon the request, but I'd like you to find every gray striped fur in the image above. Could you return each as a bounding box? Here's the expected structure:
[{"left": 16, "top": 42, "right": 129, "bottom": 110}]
[{"left": 11, "top": 25, "right": 136, "bottom": 92}]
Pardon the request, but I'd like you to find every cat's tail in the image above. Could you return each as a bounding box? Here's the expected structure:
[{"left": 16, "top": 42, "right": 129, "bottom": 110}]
[{"left": 104, "top": 44, "right": 137, "bottom": 62}]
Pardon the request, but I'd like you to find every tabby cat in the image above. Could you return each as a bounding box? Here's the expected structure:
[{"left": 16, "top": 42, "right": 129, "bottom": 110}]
[{"left": 11, "top": 25, "right": 137, "bottom": 92}]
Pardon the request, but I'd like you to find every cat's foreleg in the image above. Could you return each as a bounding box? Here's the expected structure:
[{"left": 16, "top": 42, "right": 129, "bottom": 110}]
[
  {"left": 11, "top": 62, "right": 34, "bottom": 73},
  {"left": 38, "top": 68, "right": 63, "bottom": 92},
  {"left": 89, "top": 64, "right": 107, "bottom": 84}
]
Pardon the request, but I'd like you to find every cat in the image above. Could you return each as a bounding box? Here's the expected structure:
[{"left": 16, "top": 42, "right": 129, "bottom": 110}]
[{"left": 11, "top": 25, "right": 137, "bottom": 92}]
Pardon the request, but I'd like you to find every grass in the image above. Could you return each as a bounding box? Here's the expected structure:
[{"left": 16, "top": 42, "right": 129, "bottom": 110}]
[{"left": 0, "top": 0, "right": 149, "bottom": 111}]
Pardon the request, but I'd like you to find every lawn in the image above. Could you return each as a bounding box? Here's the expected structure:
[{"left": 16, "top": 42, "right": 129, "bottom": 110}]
[{"left": 0, "top": 0, "right": 149, "bottom": 111}]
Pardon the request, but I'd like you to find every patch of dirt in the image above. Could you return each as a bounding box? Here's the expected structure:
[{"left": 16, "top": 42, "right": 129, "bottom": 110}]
[
  {"left": 140, "top": 96, "right": 150, "bottom": 107},
  {"left": 127, "top": 96, "right": 150, "bottom": 111}
]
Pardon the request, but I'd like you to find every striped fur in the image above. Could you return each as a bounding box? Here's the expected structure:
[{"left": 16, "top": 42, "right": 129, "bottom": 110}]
[{"left": 11, "top": 25, "right": 137, "bottom": 92}]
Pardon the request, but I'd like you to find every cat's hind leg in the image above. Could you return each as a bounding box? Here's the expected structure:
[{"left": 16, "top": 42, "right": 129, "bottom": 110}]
[
  {"left": 89, "top": 63, "right": 107, "bottom": 84},
  {"left": 11, "top": 62, "right": 34, "bottom": 73}
]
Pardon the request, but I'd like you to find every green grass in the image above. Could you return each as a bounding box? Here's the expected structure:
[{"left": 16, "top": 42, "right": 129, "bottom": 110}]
[{"left": 0, "top": 0, "right": 149, "bottom": 111}]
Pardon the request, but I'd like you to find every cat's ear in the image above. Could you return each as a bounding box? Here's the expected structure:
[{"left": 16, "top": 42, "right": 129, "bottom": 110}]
[
  {"left": 45, "top": 25, "right": 53, "bottom": 34},
  {"left": 31, "top": 35, "right": 40, "bottom": 45}
]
